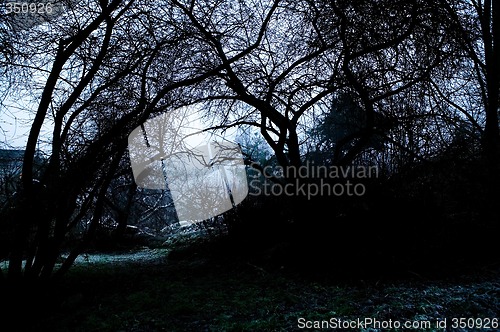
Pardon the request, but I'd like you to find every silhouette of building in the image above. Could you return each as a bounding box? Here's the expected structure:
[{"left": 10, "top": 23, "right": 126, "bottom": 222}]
[{"left": 0, "top": 149, "right": 45, "bottom": 204}]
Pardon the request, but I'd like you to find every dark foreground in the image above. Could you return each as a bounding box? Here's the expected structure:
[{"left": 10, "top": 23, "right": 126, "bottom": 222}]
[{"left": 4, "top": 243, "right": 499, "bottom": 332}]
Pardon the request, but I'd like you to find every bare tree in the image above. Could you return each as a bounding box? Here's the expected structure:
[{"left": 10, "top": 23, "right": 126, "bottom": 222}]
[
  {"left": 172, "top": 0, "right": 457, "bottom": 179},
  {"left": 0, "top": 0, "right": 226, "bottom": 280},
  {"left": 421, "top": 0, "right": 500, "bottom": 224},
  {"left": 1, "top": 0, "right": 496, "bottom": 281}
]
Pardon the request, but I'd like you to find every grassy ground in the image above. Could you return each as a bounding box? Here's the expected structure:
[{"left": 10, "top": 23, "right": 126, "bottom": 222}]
[{"left": 16, "top": 242, "right": 500, "bottom": 332}]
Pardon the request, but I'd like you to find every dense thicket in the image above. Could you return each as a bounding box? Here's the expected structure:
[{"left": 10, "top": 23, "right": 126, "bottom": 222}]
[{"left": 0, "top": 0, "right": 498, "bottom": 281}]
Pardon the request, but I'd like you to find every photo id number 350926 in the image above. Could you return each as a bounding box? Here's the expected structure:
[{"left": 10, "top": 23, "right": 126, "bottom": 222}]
[{"left": 5, "top": 2, "right": 53, "bottom": 14}]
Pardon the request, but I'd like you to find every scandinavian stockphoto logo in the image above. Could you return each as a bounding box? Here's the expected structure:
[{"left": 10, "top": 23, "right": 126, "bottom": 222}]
[
  {"left": 247, "top": 162, "right": 379, "bottom": 200},
  {"left": 128, "top": 108, "right": 248, "bottom": 223}
]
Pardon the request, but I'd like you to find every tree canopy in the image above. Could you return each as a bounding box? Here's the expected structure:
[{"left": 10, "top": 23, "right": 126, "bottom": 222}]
[{"left": 0, "top": 0, "right": 498, "bottom": 280}]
